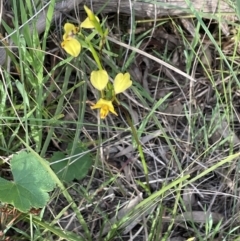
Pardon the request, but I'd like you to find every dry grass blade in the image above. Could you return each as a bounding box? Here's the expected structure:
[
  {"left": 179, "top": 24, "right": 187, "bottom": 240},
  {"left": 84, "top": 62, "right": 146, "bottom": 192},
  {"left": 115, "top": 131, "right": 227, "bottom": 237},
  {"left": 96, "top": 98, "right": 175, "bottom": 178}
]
[{"left": 107, "top": 36, "right": 197, "bottom": 83}]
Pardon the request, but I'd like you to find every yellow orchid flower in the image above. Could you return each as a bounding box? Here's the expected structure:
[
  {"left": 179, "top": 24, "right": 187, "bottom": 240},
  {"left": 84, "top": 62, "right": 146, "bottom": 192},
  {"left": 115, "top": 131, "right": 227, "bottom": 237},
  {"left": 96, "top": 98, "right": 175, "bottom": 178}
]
[
  {"left": 61, "top": 37, "right": 81, "bottom": 57},
  {"left": 80, "top": 5, "right": 102, "bottom": 35},
  {"left": 63, "top": 23, "right": 79, "bottom": 40},
  {"left": 90, "top": 70, "right": 108, "bottom": 91},
  {"left": 84, "top": 5, "right": 95, "bottom": 20},
  {"left": 91, "top": 98, "right": 117, "bottom": 119},
  {"left": 114, "top": 72, "right": 132, "bottom": 94},
  {"left": 61, "top": 23, "right": 81, "bottom": 57},
  {"left": 81, "top": 16, "right": 100, "bottom": 29}
]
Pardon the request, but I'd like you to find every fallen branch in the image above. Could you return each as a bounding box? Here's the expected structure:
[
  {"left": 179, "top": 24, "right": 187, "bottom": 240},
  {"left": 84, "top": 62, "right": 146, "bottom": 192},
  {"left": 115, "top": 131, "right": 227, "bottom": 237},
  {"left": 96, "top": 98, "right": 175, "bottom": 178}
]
[{"left": 0, "top": 0, "right": 235, "bottom": 65}]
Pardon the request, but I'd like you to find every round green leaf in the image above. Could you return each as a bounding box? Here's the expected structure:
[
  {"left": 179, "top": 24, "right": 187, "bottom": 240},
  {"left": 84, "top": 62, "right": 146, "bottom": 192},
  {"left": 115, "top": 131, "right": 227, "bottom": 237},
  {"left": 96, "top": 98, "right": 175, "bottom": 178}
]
[{"left": 0, "top": 151, "right": 56, "bottom": 212}]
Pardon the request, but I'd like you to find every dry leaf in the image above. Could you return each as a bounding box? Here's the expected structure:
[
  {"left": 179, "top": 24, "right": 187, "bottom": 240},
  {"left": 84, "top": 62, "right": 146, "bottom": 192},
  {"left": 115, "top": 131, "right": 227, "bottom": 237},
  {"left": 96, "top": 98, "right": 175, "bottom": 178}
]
[
  {"left": 210, "top": 115, "right": 240, "bottom": 145},
  {"left": 182, "top": 187, "right": 196, "bottom": 211},
  {"left": 100, "top": 193, "right": 143, "bottom": 236},
  {"left": 168, "top": 237, "right": 185, "bottom": 241},
  {"left": 114, "top": 130, "right": 163, "bottom": 158},
  {"left": 163, "top": 101, "right": 183, "bottom": 123},
  {"left": 181, "top": 18, "right": 196, "bottom": 37},
  {"left": 220, "top": 21, "right": 230, "bottom": 37},
  {"left": 176, "top": 211, "right": 224, "bottom": 224},
  {"left": 172, "top": 49, "right": 180, "bottom": 66},
  {"left": 0, "top": 47, "right": 6, "bottom": 66},
  {"left": 201, "top": 44, "right": 212, "bottom": 69}
]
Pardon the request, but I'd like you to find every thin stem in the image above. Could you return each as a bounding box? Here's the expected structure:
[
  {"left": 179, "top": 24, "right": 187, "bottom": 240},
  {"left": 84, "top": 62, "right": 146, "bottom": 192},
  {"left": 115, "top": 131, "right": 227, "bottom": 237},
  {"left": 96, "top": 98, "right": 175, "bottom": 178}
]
[{"left": 119, "top": 104, "right": 150, "bottom": 191}]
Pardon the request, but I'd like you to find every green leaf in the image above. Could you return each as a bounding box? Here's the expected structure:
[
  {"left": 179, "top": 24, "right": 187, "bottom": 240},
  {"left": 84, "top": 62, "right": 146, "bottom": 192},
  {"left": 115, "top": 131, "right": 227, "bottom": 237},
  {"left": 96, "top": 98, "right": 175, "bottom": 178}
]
[
  {"left": 0, "top": 151, "right": 56, "bottom": 213},
  {"left": 50, "top": 145, "right": 92, "bottom": 183}
]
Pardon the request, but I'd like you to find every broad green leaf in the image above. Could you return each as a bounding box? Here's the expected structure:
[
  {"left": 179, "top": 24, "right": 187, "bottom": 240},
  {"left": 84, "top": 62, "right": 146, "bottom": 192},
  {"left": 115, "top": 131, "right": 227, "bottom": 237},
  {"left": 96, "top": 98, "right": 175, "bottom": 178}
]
[
  {"left": 0, "top": 151, "right": 56, "bottom": 213},
  {"left": 50, "top": 145, "right": 92, "bottom": 183}
]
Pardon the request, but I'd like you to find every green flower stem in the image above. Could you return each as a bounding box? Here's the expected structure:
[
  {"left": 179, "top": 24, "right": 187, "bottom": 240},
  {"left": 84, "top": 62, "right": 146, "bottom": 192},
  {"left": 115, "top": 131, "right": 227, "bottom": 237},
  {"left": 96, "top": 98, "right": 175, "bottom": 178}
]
[
  {"left": 113, "top": 96, "right": 120, "bottom": 104},
  {"left": 100, "top": 90, "right": 104, "bottom": 99},
  {"left": 93, "top": 21, "right": 103, "bottom": 37},
  {"left": 99, "top": 29, "right": 108, "bottom": 50},
  {"left": 118, "top": 104, "right": 150, "bottom": 191}
]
